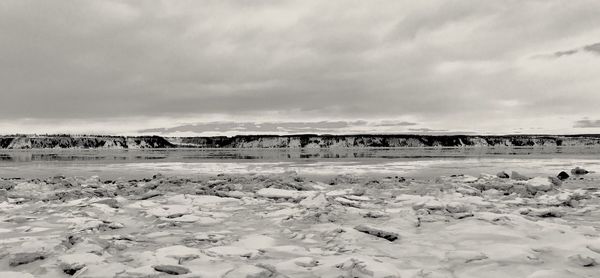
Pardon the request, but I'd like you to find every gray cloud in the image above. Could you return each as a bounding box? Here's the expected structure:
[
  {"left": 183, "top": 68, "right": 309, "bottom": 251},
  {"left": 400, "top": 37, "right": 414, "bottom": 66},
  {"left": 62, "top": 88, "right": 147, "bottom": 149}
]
[
  {"left": 549, "top": 42, "right": 600, "bottom": 57},
  {"left": 1, "top": 1, "right": 600, "bottom": 134},
  {"left": 405, "top": 128, "right": 480, "bottom": 135},
  {"left": 553, "top": 50, "right": 579, "bottom": 57},
  {"left": 141, "top": 121, "right": 360, "bottom": 134},
  {"left": 574, "top": 119, "right": 600, "bottom": 128},
  {"left": 139, "top": 120, "right": 421, "bottom": 135},
  {"left": 407, "top": 128, "right": 447, "bottom": 133},
  {"left": 375, "top": 121, "right": 418, "bottom": 127},
  {"left": 583, "top": 42, "right": 600, "bottom": 54}
]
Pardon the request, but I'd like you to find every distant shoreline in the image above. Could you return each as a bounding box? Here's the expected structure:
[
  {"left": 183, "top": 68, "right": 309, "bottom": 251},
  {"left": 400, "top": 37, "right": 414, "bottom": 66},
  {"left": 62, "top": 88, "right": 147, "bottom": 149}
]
[{"left": 3, "top": 134, "right": 600, "bottom": 149}]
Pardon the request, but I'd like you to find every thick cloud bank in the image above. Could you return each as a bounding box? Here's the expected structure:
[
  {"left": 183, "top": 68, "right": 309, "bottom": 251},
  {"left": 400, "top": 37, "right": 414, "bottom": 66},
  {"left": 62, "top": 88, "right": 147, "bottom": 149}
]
[{"left": 1, "top": 0, "right": 600, "bottom": 135}]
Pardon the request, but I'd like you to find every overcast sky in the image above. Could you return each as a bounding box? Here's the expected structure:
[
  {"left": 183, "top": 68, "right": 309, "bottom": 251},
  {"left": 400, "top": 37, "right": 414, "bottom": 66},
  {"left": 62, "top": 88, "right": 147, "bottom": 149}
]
[{"left": 2, "top": 0, "right": 600, "bottom": 136}]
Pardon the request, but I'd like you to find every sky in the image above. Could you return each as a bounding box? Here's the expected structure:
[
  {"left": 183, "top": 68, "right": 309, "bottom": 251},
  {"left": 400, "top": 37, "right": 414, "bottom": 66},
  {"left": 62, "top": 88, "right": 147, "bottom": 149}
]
[{"left": 1, "top": 0, "right": 600, "bottom": 136}]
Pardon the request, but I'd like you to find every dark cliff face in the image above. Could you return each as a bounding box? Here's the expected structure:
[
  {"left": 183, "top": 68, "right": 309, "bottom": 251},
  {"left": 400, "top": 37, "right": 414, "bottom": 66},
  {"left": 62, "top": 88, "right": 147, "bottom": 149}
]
[
  {"left": 1, "top": 134, "right": 600, "bottom": 149},
  {"left": 0, "top": 137, "right": 13, "bottom": 148},
  {"left": 27, "top": 136, "right": 126, "bottom": 149},
  {"left": 127, "top": 136, "right": 175, "bottom": 148},
  {"left": 0, "top": 136, "right": 174, "bottom": 149},
  {"left": 169, "top": 134, "right": 600, "bottom": 148}
]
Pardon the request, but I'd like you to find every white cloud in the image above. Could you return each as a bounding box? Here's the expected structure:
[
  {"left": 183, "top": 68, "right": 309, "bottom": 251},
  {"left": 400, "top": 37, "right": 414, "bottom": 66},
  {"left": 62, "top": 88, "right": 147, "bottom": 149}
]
[{"left": 0, "top": 0, "right": 599, "bottom": 135}]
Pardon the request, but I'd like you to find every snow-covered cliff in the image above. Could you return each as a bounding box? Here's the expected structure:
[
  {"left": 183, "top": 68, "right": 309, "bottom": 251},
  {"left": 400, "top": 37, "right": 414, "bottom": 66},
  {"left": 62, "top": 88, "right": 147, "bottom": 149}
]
[
  {"left": 0, "top": 136, "right": 173, "bottom": 149},
  {"left": 169, "top": 134, "right": 600, "bottom": 148},
  {"left": 1, "top": 134, "right": 600, "bottom": 149}
]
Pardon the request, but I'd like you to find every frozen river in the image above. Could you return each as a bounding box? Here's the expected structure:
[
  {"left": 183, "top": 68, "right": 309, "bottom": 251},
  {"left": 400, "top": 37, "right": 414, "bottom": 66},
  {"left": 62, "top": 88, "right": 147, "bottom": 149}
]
[{"left": 1, "top": 147, "right": 599, "bottom": 179}]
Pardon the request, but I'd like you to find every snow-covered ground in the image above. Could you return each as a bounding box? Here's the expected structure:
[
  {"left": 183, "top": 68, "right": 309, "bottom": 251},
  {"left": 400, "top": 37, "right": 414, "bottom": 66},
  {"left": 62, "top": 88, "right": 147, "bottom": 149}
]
[{"left": 0, "top": 170, "right": 598, "bottom": 277}]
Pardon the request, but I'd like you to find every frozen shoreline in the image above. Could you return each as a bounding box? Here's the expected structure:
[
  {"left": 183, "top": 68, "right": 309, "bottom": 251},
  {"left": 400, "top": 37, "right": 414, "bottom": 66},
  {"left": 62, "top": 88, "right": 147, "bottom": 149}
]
[{"left": 0, "top": 171, "right": 599, "bottom": 277}]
